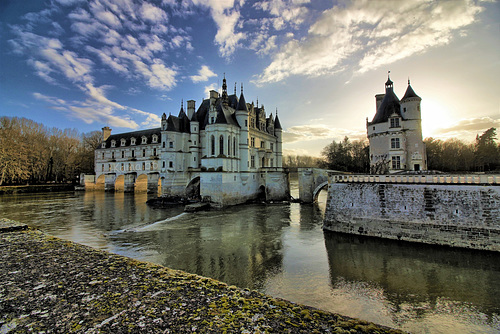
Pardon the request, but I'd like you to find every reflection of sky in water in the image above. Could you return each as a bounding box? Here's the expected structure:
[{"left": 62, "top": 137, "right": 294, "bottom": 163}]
[{"left": 0, "top": 187, "right": 498, "bottom": 333}]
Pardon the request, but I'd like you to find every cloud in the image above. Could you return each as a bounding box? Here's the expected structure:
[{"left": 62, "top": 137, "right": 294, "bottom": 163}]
[
  {"left": 255, "top": 0, "right": 484, "bottom": 84},
  {"left": 204, "top": 83, "right": 218, "bottom": 97},
  {"left": 254, "top": 0, "right": 310, "bottom": 30},
  {"left": 190, "top": 65, "right": 217, "bottom": 83},
  {"left": 139, "top": 2, "right": 168, "bottom": 23},
  {"left": 190, "top": 0, "right": 246, "bottom": 57},
  {"left": 431, "top": 116, "right": 500, "bottom": 140},
  {"left": 33, "top": 92, "right": 138, "bottom": 128},
  {"left": 283, "top": 124, "right": 366, "bottom": 143}
]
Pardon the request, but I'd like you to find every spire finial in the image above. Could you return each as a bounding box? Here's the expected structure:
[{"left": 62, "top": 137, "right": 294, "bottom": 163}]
[
  {"left": 276, "top": 107, "right": 278, "bottom": 116},
  {"left": 240, "top": 83, "right": 243, "bottom": 94},
  {"left": 234, "top": 82, "right": 237, "bottom": 95},
  {"left": 388, "top": 70, "right": 391, "bottom": 79},
  {"left": 408, "top": 77, "right": 411, "bottom": 85},
  {"left": 181, "top": 99, "right": 183, "bottom": 109},
  {"left": 256, "top": 97, "right": 258, "bottom": 108}
]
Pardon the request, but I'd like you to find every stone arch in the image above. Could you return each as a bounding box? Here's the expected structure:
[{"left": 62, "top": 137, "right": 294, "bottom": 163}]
[
  {"left": 158, "top": 176, "right": 164, "bottom": 195},
  {"left": 258, "top": 185, "right": 266, "bottom": 201},
  {"left": 115, "top": 175, "right": 125, "bottom": 192},
  {"left": 135, "top": 174, "right": 148, "bottom": 193},
  {"left": 186, "top": 176, "right": 200, "bottom": 199},
  {"left": 96, "top": 174, "right": 105, "bottom": 191},
  {"left": 312, "top": 181, "right": 328, "bottom": 202}
]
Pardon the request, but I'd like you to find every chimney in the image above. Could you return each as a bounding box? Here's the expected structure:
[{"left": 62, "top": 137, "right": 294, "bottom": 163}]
[
  {"left": 187, "top": 100, "right": 196, "bottom": 120},
  {"left": 375, "top": 94, "right": 385, "bottom": 113},
  {"left": 102, "top": 126, "right": 112, "bottom": 141}
]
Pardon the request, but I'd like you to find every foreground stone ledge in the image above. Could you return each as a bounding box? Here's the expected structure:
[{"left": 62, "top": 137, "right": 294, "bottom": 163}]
[{"left": 0, "top": 220, "right": 402, "bottom": 333}]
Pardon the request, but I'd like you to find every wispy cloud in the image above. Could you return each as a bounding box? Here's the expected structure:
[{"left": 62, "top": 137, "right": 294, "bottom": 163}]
[
  {"left": 33, "top": 92, "right": 138, "bottom": 128},
  {"left": 255, "top": 0, "right": 484, "bottom": 84},
  {"left": 431, "top": 116, "right": 500, "bottom": 141},
  {"left": 190, "top": 65, "right": 217, "bottom": 83},
  {"left": 283, "top": 124, "right": 366, "bottom": 144}
]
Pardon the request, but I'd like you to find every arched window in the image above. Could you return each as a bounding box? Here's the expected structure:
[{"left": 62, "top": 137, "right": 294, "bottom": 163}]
[
  {"left": 211, "top": 135, "right": 215, "bottom": 156},
  {"left": 219, "top": 135, "right": 224, "bottom": 155}
]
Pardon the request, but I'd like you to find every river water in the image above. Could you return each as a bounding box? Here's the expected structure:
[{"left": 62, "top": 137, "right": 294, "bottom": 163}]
[{"left": 1, "top": 182, "right": 499, "bottom": 333}]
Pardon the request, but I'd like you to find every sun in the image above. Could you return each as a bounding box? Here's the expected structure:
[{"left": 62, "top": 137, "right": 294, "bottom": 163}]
[{"left": 420, "top": 98, "right": 454, "bottom": 139}]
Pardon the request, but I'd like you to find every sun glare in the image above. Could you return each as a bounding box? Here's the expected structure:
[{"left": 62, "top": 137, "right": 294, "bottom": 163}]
[{"left": 420, "top": 99, "right": 453, "bottom": 139}]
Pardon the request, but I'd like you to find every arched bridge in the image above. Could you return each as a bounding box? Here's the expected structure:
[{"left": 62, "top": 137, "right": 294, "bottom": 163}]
[{"left": 297, "top": 168, "right": 331, "bottom": 203}]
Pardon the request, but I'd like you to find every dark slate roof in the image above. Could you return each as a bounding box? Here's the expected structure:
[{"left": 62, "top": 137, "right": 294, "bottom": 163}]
[
  {"left": 236, "top": 92, "right": 248, "bottom": 111},
  {"left": 228, "top": 94, "right": 238, "bottom": 109},
  {"left": 370, "top": 88, "right": 401, "bottom": 125},
  {"left": 166, "top": 113, "right": 190, "bottom": 133},
  {"left": 215, "top": 101, "right": 240, "bottom": 127},
  {"left": 101, "top": 128, "right": 161, "bottom": 148},
  {"left": 274, "top": 115, "right": 282, "bottom": 129},
  {"left": 401, "top": 84, "right": 421, "bottom": 101},
  {"left": 195, "top": 99, "right": 211, "bottom": 130}
]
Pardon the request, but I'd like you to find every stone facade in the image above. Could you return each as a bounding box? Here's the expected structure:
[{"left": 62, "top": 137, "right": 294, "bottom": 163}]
[
  {"left": 323, "top": 180, "right": 500, "bottom": 251},
  {"left": 367, "top": 75, "right": 427, "bottom": 174},
  {"left": 94, "top": 77, "right": 289, "bottom": 206}
]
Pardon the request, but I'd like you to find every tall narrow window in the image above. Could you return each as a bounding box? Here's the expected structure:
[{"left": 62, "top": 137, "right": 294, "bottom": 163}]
[
  {"left": 250, "top": 155, "right": 255, "bottom": 168},
  {"left": 142, "top": 149, "right": 146, "bottom": 157},
  {"left": 211, "top": 135, "right": 215, "bottom": 156},
  {"left": 219, "top": 135, "right": 224, "bottom": 155},
  {"left": 391, "top": 138, "right": 400, "bottom": 149},
  {"left": 228, "top": 137, "right": 231, "bottom": 156},
  {"left": 233, "top": 137, "right": 236, "bottom": 156},
  {"left": 391, "top": 156, "right": 401, "bottom": 169}
]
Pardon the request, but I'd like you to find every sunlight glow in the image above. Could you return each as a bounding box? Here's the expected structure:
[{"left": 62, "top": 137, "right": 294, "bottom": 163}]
[{"left": 420, "top": 99, "right": 453, "bottom": 139}]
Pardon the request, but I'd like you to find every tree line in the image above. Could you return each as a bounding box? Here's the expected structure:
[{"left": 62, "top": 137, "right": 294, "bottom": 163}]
[
  {"left": 284, "top": 128, "right": 499, "bottom": 173},
  {"left": 0, "top": 117, "right": 101, "bottom": 186}
]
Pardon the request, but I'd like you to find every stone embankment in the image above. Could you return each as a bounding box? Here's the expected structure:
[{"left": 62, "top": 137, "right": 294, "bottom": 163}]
[{"left": 0, "top": 218, "right": 401, "bottom": 334}]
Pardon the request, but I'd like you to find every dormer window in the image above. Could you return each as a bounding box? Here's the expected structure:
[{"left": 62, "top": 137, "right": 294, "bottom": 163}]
[
  {"left": 111, "top": 140, "right": 116, "bottom": 148},
  {"left": 141, "top": 136, "right": 147, "bottom": 144},
  {"left": 152, "top": 135, "right": 158, "bottom": 143},
  {"left": 101, "top": 143, "right": 106, "bottom": 148},
  {"left": 130, "top": 137, "right": 136, "bottom": 145},
  {"left": 390, "top": 117, "right": 400, "bottom": 128},
  {"left": 120, "top": 138, "right": 126, "bottom": 146}
]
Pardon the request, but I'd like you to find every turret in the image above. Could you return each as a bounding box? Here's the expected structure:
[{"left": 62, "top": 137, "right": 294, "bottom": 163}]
[
  {"left": 400, "top": 79, "right": 422, "bottom": 121},
  {"left": 274, "top": 110, "right": 283, "bottom": 168}
]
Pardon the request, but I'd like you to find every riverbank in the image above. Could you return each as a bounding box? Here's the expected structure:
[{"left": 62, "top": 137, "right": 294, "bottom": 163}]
[
  {"left": 0, "top": 184, "right": 75, "bottom": 195},
  {"left": 0, "top": 218, "right": 401, "bottom": 333}
]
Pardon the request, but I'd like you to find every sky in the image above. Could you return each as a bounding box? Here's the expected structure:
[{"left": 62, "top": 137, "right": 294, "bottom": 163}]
[{"left": 1, "top": 0, "right": 499, "bottom": 157}]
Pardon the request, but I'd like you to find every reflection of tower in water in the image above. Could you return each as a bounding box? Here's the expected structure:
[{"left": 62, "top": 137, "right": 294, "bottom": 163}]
[{"left": 323, "top": 232, "right": 500, "bottom": 320}]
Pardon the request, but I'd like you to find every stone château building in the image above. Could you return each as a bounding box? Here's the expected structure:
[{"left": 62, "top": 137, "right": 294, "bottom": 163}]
[
  {"left": 94, "top": 77, "right": 289, "bottom": 206},
  {"left": 366, "top": 75, "right": 427, "bottom": 174}
]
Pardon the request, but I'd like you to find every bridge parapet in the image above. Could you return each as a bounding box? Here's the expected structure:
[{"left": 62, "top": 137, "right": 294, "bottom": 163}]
[{"left": 330, "top": 173, "right": 500, "bottom": 185}]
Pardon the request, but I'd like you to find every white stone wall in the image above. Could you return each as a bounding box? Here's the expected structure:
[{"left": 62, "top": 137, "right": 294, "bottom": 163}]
[{"left": 323, "top": 182, "right": 500, "bottom": 251}]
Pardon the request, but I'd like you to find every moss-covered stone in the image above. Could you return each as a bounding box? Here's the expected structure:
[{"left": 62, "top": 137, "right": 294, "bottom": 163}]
[{"left": 0, "top": 220, "right": 404, "bottom": 333}]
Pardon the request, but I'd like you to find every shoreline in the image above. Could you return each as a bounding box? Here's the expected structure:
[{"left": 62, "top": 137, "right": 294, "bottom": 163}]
[
  {"left": 0, "top": 218, "right": 402, "bottom": 333},
  {"left": 0, "top": 184, "right": 76, "bottom": 195}
]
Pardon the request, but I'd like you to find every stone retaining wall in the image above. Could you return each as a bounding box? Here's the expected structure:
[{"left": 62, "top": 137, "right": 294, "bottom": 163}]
[{"left": 323, "top": 182, "right": 500, "bottom": 251}]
